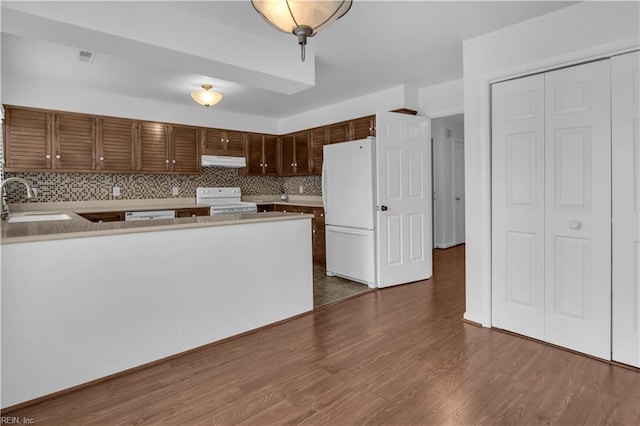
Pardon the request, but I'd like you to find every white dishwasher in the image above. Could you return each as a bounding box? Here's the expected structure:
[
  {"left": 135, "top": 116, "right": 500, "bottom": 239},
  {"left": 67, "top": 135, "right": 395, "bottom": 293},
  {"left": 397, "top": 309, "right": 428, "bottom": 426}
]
[{"left": 124, "top": 210, "right": 175, "bottom": 221}]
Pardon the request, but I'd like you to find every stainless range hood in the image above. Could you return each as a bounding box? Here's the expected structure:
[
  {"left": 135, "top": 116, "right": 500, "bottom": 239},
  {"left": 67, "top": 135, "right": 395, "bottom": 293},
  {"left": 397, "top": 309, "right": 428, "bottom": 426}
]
[{"left": 201, "top": 155, "right": 247, "bottom": 168}]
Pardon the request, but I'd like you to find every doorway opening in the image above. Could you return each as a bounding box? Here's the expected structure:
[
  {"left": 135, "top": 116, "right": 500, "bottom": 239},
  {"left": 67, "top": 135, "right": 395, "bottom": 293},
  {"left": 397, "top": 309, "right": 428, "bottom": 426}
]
[{"left": 431, "top": 114, "right": 465, "bottom": 249}]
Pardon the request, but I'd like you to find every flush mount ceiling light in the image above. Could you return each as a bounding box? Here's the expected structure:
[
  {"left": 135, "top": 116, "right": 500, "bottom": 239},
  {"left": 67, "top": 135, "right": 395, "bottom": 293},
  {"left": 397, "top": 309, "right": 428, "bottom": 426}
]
[
  {"left": 190, "top": 84, "right": 223, "bottom": 107},
  {"left": 251, "top": 0, "right": 352, "bottom": 61}
]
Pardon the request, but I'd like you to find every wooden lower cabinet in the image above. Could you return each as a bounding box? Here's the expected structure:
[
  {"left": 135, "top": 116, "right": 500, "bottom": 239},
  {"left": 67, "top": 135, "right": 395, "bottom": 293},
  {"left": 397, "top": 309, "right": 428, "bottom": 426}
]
[
  {"left": 175, "top": 207, "right": 210, "bottom": 218},
  {"left": 257, "top": 203, "right": 275, "bottom": 213},
  {"left": 78, "top": 211, "right": 125, "bottom": 223}
]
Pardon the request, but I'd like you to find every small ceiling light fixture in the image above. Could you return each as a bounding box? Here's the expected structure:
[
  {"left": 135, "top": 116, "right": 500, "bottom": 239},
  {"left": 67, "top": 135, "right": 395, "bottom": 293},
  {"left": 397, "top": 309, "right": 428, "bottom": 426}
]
[
  {"left": 251, "top": 0, "right": 352, "bottom": 62},
  {"left": 190, "top": 84, "right": 223, "bottom": 107}
]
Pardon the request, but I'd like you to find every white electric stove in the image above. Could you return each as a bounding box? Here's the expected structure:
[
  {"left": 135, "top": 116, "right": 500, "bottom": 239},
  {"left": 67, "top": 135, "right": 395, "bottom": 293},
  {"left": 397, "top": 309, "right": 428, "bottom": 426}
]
[{"left": 196, "top": 187, "right": 257, "bottom": 214}]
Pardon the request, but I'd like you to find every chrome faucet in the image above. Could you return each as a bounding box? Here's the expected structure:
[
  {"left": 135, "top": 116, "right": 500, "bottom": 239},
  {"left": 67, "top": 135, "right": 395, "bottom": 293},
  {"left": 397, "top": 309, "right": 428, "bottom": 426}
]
[{"left": 1, "top": 177, "right": 36, "bottom": 220}]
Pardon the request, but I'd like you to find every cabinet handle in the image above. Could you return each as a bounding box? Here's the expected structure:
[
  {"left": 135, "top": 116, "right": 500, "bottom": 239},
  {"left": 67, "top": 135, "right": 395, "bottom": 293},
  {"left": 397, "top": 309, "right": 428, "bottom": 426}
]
[
  {"left": 46, "top": 154, "right": 51, "bottom": 159},
  {"left": 172, "top": 160, "right": 176, "bottom": 164},
  {"left": 55, "top": 154, "right": 61, "bottom": 159},
  {"left": 192, "top": 214, "right": 196, "bottom": 218},
  {"left": 313, "top": 230, "right": 316, "bottom": 233},
  {"left": 380, "top": 205, "right": 388, "bottom": 211},
  {"left": 569, "top": 220, "right": 581, "bottom": 230},
  {"left": 291, "top": 163, "right": 294, "bottom": 167},
  {"left": 260, "top": 163, "right": 264, "bottom": 167},
  {"left": 99, "top": 157, "right": 105, "bottom": 161},
  {"left": 264, "top": 164, "right": 268, "bottom": 167},
  {"left": 166, "top": 160, "right": 170, "bottom": 163},
  {"left": 320, "top": 213, "right": 324, "bottom": 217}
]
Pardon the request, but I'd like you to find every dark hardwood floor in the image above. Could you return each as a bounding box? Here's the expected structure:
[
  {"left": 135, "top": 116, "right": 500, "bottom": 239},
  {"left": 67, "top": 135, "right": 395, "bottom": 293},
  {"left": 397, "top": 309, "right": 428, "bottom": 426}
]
[{"left": 4, "top": 245, "right": 639, "bottom": 424}]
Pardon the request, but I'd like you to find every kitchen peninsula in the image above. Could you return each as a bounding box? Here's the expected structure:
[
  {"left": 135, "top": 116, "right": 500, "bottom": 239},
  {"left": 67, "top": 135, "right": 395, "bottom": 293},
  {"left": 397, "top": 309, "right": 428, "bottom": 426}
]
[{"left": 1, "top": 209, "right": 313, "bottom": 408}]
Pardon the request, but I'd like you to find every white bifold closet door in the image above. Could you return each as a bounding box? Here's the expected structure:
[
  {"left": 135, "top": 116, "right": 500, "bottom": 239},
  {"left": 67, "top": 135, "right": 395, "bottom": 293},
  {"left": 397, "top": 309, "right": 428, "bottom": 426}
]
[
  {"left": 492, "top": 60, "right": 612, "bottom": 360},
  {"left": 612, "top": 51, "right": 640, "bottom": 368},
  {"left": 491, "top": 74, "right": 546, "bottom": 341}
]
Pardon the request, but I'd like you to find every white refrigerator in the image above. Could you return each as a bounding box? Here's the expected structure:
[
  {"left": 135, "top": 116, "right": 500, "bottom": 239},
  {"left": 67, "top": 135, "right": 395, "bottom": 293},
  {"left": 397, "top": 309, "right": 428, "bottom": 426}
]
[{"left": 322, "top": 137, "right": 377, "bottom": 286}]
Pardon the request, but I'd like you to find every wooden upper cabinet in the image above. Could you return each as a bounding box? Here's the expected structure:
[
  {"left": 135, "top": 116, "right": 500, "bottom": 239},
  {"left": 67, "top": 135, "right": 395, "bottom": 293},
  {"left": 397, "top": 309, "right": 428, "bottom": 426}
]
[
  {"left": 97, "top": 117, "right": 135, "bottom": 172},
  {"left": 262, "top": 135, "right": 279, "bottom": 175},
  {"left": 3, "top": 106, "right": 52, "bottom": 171},
  {"left": 327, "top": 121, "right": 350, "bottom": 144},
  {"left": 292, "top": 131, "right": 310, "bottom": 174},
  {"left": 351, "top": 115, "right": 376, "bottom": 140},
  {"left": 246, "top": 133, "right": 265, "bottom": 175},
  {"left": 280, "top": 134, "right": 295, "bottom": 175},
  {"left": 309, "top": 127, "right": 327, "bottom": 174},
  {"left": 246, "top": 133, "right": 278, "bottom": 175},
  {"left": 54, "top": 113, "right": 96, "bottom": 171},
  {"left": 138, "top": 121, "right": 169, "bottom": 173},
  {"left": 202, "top": 128, "right": 244, "bottom": 157},
  {"left": 224, "top": 130, "right": 245, "bottom": 157},
  {"left": 170, "top": 125, "right": 200, "bottom": 174}
]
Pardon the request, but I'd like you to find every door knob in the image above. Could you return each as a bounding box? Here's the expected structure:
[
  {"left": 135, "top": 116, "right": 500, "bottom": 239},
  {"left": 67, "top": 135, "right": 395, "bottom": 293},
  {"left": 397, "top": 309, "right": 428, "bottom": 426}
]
[
  {"left": 380, "top": 205, "right": 388, "bottom": 211},
  {"left": 455, "top": 197, "right": 461, "bottom": 201},
  {"left": 569, "top": 220, "right": 581, "bottom": 230}
]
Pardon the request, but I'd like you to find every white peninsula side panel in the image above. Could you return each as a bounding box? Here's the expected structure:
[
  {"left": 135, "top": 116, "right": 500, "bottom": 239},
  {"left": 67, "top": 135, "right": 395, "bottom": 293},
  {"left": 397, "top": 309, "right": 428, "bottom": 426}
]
[{"left": 1, "top": 218, "right": 312, "bottom": 408}]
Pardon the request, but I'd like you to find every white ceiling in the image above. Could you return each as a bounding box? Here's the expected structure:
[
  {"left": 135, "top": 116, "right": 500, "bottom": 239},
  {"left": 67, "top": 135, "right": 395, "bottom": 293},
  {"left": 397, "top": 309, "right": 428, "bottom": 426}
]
[{"left": 1, "top": 1, "right": 576, "bottom": 119}]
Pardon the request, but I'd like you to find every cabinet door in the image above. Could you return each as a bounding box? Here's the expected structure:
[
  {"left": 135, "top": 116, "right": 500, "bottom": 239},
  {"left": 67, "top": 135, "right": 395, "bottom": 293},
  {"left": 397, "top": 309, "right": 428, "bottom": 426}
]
[
  {"left": 246, "top": 133, "right": 264, "bottom": 175},
  {"left": 351, "top": 115, "right": 376, "bottom": 140},
  {"left": 79, "top": 211, "right": 125, "bottom": 222},
  {"left": 310, "top": 127, "right": 327, "bottom": 174},
  {"left": 3, "top": 107, "right": 52, "bottom": 171},
  {"left": 280, "top": 134, "right": 295, "bottom": 175},
  {"left": 202, "top": 128, "right": 225, "bottom": 155},
  {"left": 175, "top": 207, "right": 210, "bottom": 218},
  {"left": 54, "top": 113, "right": 95, "bottom": 171},
  {"left": 224, "top": 130, "right": 245, "bottom": 157},
  {"left": 138, "top": 122, "right": 169, "bottom": 172},
  {"left": 293, "top": 131, "right": 310, "bottom": 174},
  {"left": 98, "top": 117, "right": 135, "bottom": 172},
  {"left": 171, "top": 125, "right": 200, "bottom": 173},
  {"left": 262, "top": 135, "right": 279, "bottom": 175},
  {"left": 327, "top": 121, "right": 350, "bottom": 144}
]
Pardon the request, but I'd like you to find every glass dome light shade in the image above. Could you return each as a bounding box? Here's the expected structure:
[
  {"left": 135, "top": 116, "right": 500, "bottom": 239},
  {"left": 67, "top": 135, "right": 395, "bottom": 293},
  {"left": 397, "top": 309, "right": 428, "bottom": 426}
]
[
  {"left": 190, "top": 84, "right": 223, "bottom": 107},
  {"left": 251, "top": 0, "right": 352, "bottom": 36}
]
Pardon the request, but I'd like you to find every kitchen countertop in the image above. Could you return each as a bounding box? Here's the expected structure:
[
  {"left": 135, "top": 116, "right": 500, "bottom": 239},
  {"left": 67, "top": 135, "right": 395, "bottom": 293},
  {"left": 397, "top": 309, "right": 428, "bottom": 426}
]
[
  {"left": 243, "top": 195, "right": 323, "bottom": 208},
  {"left": 1, "top": 211, "right": 312, "bottom": 245}
]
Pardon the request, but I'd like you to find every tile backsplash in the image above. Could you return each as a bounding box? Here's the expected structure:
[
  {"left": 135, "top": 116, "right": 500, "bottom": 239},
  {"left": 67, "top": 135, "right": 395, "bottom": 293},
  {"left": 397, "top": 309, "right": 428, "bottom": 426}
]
[{"left": 2, "top": 169, "right": 322, "bottom": 203}]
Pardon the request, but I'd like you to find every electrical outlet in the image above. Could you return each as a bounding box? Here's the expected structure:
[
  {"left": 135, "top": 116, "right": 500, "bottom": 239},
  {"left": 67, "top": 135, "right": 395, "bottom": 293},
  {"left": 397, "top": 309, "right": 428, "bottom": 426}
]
[
  {"left": 112, "top": 186, "right": 120, "bottom": 197},
  {"left": 172, "top": 187, "right": 179, "bottom": 196},
  {"left": 299, "top": 185, "right": 304, "bottom": 194}
]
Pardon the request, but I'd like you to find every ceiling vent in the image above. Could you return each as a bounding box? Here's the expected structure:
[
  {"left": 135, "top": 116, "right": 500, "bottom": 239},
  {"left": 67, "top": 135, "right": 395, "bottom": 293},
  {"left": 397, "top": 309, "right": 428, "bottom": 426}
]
[{"left": 77, "top": 49, "right": 95, "bottom": 63}]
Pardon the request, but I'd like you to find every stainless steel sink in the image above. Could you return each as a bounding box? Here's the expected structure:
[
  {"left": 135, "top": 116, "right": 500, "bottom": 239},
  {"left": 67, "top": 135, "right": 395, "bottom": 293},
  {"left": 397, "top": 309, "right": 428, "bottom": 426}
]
[{"left": 7, "top": 212, "right": 73, "bottom": 223}]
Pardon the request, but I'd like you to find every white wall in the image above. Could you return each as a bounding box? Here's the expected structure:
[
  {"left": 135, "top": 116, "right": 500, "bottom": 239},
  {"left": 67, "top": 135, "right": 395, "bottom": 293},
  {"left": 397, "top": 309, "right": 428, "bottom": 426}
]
[
  {"left": 419, "top": 78, "right": 463, "bottom": 118},
  {"left": 279, "top": 85, "right": 409, "bottom": 134},
  {"left": 2, "top": 79, "right": 280, "bottom": 134},
  {"left": 463, "top": 1, "right": 640, "bottom": 326},
  {"left": 432, "top": 114, "right": 464, "bottom": 248}
]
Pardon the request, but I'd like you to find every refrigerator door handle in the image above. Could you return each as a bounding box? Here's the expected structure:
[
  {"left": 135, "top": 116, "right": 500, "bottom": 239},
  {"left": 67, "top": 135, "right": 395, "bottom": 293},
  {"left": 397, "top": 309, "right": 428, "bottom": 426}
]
[{"left": 321, "top": 159, "right": 328, "bottom": 213}]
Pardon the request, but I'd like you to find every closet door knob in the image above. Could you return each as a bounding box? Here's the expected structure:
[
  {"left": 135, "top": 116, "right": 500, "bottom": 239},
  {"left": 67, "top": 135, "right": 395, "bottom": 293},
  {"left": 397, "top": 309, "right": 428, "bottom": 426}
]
[{"left": 569, "top": 220, "right": 581, "bottom": 230}]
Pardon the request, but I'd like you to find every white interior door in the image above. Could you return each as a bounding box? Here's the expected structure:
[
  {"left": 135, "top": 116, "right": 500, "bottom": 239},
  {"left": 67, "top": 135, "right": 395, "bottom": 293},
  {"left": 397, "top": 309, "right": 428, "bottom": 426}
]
[
  {"left": 376, "top": 111, "right": 431, "bottom": 288},
  {"left": 491, "top": 74, "right": 546, "bottom": 340},
  {"left": 611, "top": 51, "right": 640, "bottom": 367},
  {"left": 544, "top": 60, "right": 611, "bottom": 360},
  {"left": 453, "top": 138, "right": 465, "bottom": 245}
]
